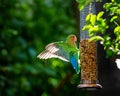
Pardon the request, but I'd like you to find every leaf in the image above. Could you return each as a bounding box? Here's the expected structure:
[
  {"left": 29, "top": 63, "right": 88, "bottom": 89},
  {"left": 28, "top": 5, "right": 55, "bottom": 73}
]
[
  {"left": 110, "top": 7, "right": 118, "bottom": 14},
  {"left": 89, "top": 36, "right": 104, "bottom": 42},
  {"left": 86, "top": 13, "right": 92, "bottom": 23},
  {"left": 97, "top": 11, "right": 104, "bottom": 20},
  {"left": 77, "top": 0, "right": 86, "bottom": 10},
  {"left": 117, "top": 9, "right": 120, "bottom": 15},
  {"left": 78, "top": 4, "right": 85, "bottom": 11},
  {"left": 88, "top": 26, "right": 99, "bottom": 36},
  {"left": 90, "top": 15, "right": 96, "bottom": 25},
  {"left": 116, "top": 35, "right": 120, "bottom": 42},
  {"left": 114, "top": 26, "right": 120, "bottom": 35},
  {"left": 106, "top": 49, "right": 114, "bottom": 58},
  {"left": 110, "top": 16, "right": 118, "bottom": 22},
  {"left": 76, "top": 0, "right": 92, "bottom": 10},
  {"left": 82, "top": 25, "right": 92, "bottom": 30},
  {"left": 103, "top": 3, "right": 112, "bottom": 11}
]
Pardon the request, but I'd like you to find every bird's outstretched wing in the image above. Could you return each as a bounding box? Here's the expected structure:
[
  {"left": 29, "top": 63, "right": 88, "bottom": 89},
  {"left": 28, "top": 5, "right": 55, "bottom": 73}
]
[{"left": 37, "top": 42, "right": 69, "bottom": 62}]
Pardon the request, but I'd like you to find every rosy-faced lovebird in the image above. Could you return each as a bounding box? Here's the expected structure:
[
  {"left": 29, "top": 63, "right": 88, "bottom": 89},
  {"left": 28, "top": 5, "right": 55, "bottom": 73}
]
[{"left": 37, "top": 35, "right": 80, "bottom": 74}]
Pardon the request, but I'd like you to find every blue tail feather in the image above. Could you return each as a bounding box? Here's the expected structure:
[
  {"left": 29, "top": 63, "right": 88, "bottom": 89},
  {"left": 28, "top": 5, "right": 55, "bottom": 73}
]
[{"left": 70, "top": 52, "right": 80, "bottom": 74}]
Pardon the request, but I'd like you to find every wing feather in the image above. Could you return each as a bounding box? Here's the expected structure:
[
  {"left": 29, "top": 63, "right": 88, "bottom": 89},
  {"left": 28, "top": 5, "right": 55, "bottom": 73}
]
[{"left": 37, "top": 42, "right": 69, "bottom": 62}]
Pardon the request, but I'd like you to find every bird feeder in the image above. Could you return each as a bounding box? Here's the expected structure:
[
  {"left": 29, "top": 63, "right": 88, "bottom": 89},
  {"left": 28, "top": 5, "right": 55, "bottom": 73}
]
[
  {"left": 77, "top": 39, "right": 102, "bottom": 89},
  {"left": 77, "top": 2, "right": 102, "bottom": 89}
]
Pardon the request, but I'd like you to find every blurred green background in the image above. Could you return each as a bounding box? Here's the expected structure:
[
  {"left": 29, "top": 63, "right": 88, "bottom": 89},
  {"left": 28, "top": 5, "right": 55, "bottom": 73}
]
[{"left": 0, "top": 0, "right": 90, "bottom": 96}]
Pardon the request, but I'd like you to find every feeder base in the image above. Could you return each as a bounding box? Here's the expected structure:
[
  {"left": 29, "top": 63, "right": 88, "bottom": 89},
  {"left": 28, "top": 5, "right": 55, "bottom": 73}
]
[{"left": 77, "top": 83, "right": 102, "bottom": 90}]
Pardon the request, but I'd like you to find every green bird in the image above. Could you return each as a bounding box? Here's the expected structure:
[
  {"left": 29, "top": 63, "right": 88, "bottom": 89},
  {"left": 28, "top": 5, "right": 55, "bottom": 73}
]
[{"left": 37, "top": 35, "right": 80, "bottom": 74}]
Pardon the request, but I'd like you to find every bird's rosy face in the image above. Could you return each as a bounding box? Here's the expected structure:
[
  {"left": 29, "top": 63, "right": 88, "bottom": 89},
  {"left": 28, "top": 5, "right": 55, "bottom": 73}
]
[{"left": 71, "top": 35, "right": 77, "bottom": 42}]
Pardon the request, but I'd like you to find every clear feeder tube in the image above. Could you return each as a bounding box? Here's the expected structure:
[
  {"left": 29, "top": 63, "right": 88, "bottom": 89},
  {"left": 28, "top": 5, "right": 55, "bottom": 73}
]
[
  {"left": 77, "top": 39, "right": 102, "bottom": 89},
  {"left": 77, "top": 1, "right": 102, "bottom": 89}
]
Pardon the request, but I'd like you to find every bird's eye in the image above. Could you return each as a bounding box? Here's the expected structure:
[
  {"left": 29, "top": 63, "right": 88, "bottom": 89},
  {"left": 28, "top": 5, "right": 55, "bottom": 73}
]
[{"left": 71, "top": 36, "right": 75, "bottom": 39}]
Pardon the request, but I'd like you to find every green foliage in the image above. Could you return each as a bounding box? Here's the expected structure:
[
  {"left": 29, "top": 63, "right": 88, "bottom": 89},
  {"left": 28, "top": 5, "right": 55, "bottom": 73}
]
[
  {"left": 76, "top": 0, "right": 102, "bottom": 10},
  {"left": 82, "top": 11, "right": 108, "bottom": 36},
  {"left": 76, "top": 0, "right": 92, "bottom": 10},
  {"left": 81, "top": 0, "right": 120, "bottom": 58},
  {"left": 0, "top": 0, "right": 89, "bottom": 96}
]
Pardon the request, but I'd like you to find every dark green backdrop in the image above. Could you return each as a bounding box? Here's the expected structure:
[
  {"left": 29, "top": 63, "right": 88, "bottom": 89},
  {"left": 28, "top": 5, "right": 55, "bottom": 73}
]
[{"left": 0, "top": 0, "right": 89, "bottom": 96}]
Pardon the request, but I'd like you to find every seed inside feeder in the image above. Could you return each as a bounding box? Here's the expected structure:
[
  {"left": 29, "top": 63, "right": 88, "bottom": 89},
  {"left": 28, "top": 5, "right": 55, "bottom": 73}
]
[{"left": 78, "top": 39, "right": 102, "bottom": 89}]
